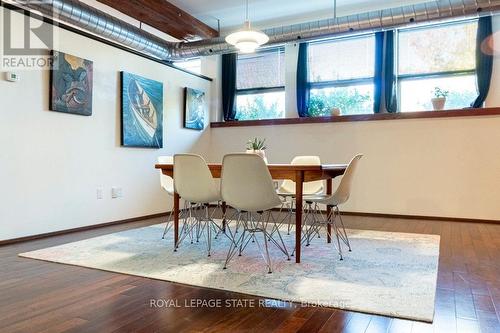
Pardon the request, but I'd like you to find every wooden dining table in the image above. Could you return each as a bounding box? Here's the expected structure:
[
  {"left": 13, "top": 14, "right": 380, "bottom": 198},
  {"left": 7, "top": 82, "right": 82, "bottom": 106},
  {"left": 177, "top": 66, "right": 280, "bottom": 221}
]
[{"left": 155, "top": 163, "right": 347, "bottom": 263}]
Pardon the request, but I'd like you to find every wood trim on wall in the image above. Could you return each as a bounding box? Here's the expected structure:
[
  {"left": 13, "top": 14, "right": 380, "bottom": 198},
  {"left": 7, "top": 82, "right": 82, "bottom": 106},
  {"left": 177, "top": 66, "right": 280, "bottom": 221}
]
[
  {"left": 0, "top": 212, "right": 169, "bottom": 246},
  {"left": 340, "top": 211, "right": 500, "bottom": 224},
  {"left": 211, "top": 107, "right": 500, "bottom": 128}
]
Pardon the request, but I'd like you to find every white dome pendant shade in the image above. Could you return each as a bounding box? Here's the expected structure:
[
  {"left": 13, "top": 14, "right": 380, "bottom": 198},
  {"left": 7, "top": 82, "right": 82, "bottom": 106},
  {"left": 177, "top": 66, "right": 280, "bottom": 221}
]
[{"left": 225, "top": 0, "right": 269, "bottom": 53}]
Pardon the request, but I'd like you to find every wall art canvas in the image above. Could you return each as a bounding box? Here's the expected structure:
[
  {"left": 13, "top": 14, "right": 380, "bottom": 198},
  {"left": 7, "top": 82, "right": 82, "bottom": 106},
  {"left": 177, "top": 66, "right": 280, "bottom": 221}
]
[
  {"left": 50, "top": 51, "right": 93, "bottom": 116},
  {"left": 183, "top": 87, "right": 206, "bottom": 130},
  {"left": 121, "top": 72, "right": 163, "bottom": 148}
]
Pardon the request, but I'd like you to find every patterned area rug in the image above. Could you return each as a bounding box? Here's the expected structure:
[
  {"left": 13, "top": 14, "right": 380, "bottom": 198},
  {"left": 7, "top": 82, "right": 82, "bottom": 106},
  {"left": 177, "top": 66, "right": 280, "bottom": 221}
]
[{"left": 19, "top": 221, "right": 440, "bottom": 322}]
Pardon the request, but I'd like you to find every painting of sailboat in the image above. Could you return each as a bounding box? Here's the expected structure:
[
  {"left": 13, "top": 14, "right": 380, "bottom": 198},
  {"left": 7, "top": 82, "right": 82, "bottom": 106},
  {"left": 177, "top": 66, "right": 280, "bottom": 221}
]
[
  {"left": 121, "top": 72, "right": 163, "bottom": 148},
  {"left": 183, "top": 87, "right": 206, "bottom": 131}
]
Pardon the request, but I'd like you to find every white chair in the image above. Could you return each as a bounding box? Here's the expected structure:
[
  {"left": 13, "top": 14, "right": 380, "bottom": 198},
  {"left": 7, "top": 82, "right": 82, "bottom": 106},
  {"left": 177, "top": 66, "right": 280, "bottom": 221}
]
[
  {"left": 277, "top": 156, "right": 324, "bottom": 235},
  {"left": 304, "top": 154, "right": 363, "bottom": 260},
  {"left": 158, "top": 156, "right": 175, "bottom": 239},
  {"left": 279, "top": 156, "right": 324, "bottom": 195},
  {"left": 221, "top": 153, "right": 290, "bottom": 273},
  {"left": 173, "top": 154, "right": 223, "bottom": 256}
]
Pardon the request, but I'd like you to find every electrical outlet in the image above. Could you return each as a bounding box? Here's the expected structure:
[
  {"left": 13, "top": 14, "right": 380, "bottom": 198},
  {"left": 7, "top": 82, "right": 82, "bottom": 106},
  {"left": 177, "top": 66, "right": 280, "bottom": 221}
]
[
  {"left": 96, "top": 187, "right": 104, "bottom": 200},
  {"left": 111, "top": 187, "right": 123, "bottom": 198}
]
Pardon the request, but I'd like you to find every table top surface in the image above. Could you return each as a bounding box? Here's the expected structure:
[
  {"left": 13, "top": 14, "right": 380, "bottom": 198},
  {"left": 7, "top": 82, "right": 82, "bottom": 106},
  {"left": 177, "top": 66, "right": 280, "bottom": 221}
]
[{"left": 155, "top": 163, "right": 348, "bottom": 171}]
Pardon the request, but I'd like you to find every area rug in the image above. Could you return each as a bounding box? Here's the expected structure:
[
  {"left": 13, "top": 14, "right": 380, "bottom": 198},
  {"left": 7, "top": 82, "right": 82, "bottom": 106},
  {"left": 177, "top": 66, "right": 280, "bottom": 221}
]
[{"left": 19, "top": 221, "right": 440, "bottom": 322}]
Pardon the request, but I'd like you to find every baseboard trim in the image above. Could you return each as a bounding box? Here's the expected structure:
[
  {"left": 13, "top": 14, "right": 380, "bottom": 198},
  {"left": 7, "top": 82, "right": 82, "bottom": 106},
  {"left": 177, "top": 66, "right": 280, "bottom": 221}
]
[
  {"left": 270, "top": 207, "right": 499, "bottom": 224},
  {"left": 0, "top": 212, "right": 169, "bottom": 246},
  {"left": 340, "top": 211, "right": 500, "bottom": 224}
]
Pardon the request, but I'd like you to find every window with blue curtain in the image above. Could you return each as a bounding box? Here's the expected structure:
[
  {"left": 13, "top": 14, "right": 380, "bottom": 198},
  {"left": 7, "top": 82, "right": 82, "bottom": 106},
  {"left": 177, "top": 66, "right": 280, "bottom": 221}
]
[
  {"left": 307, "top": 34, "right": 376, "bottom": 116},
  {"left": 397, "top": 20, "right": 478, "bottom": 112},
  {"left": 235, "top": 47, "right": 286, "bottom": 120}
]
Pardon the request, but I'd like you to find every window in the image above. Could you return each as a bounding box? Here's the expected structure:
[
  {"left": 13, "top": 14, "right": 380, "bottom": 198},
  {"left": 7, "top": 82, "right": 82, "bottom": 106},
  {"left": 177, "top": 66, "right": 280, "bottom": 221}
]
[
  {"left": 236, "top": 48, "right": 285, "bottom": 120},
  {"left": 308, "top": 35, "right": 375, "bottom": 116},
  {"left": 173, "top": 58, "right": 201, "bottom": 74},
  {"left": 397, "top": 21, "right": 478, "bottom": 111}
]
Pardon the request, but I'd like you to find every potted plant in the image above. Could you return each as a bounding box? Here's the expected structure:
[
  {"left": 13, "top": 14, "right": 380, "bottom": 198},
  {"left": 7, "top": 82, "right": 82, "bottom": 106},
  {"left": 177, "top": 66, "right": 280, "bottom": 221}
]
[
  {"left": 330, "top": 107, "right": 341, "bottom": 116},
  {"left": 431, "top": 87, "right": 449, "bottom": 110},
  {"left": 246, "top": 137, "right": 268, "bottom": 163}
]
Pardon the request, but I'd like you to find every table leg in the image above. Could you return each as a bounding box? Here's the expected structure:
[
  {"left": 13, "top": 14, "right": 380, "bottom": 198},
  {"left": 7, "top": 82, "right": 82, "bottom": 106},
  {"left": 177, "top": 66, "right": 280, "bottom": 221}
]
[
  {"left": 326, "top": 178, "right": 332, "bottom": 244},
  {"left": 295, "top": 171, "right": 304, "bottom": 263},
  {"left": 221, "top": 201, "right": 227, "bottom": 232},
  {"left": 173, "top": 192, "right": 180, "bottom": 250}
]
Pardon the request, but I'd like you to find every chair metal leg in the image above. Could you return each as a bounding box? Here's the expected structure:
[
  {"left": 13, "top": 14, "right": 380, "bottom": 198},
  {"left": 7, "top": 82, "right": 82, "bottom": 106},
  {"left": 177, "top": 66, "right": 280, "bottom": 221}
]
[
  {"left": 223, "top": 210, "right": 288, "bottom": 273},
  {"left": 175, "top": 213, "right": 197, "bottom": 250},
  {"left": 287, "top": 199, "right": 294, "bottom": 235},
  {"left": 265, "top": 211, "right": 290, "bottom": 260},
  {"left": 333, "top": 220, "right": 344, "bottom": 260},
  {"left": 259, "top": 229, "right": 272, "bottom": 273},
  {"left": 207, "top": 223, "right": 212, "bottom": 256},
  {"left": 161, "top": 209, "right": 174, "bottom": 239},
  {"left": 335, "top": 206, "right": 351, "bottom": 251}
]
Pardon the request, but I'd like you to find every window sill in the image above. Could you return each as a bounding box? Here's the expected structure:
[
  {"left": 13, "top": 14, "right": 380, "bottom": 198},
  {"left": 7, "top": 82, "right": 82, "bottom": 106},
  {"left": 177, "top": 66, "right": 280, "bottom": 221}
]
[{"left": 210, "top": 107, "right": 500, "bottom": 128}]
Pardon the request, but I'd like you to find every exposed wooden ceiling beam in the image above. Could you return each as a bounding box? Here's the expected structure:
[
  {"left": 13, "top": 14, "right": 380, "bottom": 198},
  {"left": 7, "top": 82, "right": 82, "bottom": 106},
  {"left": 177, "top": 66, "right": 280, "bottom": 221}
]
[{"left": 96, "top": 0, "right": 219, "bottom": 41}]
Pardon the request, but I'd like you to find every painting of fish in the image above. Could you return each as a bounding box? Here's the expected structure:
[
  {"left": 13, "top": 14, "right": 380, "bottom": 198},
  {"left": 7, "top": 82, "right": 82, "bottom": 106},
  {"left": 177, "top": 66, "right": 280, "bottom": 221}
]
[
  {"left": 121, "top": 72, "right": 163, "bottom": 148},
  {"left": 183, "top": 87, "right": 205, "bottom": 131},
  {"left": 50, "top": 51, "right": 93, "bottom": 116}
]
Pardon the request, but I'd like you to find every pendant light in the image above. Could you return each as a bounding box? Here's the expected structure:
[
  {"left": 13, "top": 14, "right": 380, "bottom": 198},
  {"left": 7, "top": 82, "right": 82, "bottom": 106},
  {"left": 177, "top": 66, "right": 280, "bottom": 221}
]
[{"left": 225, "top": 0, "right": 269, "bottom": 53}]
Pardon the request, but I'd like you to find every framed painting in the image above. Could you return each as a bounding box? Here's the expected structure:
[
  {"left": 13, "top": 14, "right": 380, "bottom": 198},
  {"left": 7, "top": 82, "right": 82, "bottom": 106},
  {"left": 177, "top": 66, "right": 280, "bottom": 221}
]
[
  {"left": 50, "top": 51, "right": 93, "bottom": 116},
  {"left": 183, "top": 87, "right": 206, "bottom": 131},
  {"left": 120, "top": 72, "right": 163, "bottom": 148}
]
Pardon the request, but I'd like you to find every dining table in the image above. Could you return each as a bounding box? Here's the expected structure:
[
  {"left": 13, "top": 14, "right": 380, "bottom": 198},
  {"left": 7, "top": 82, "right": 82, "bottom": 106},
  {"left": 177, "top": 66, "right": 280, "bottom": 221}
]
[{"left": 155, "top": 162, "right": 348, "bottom": 263}]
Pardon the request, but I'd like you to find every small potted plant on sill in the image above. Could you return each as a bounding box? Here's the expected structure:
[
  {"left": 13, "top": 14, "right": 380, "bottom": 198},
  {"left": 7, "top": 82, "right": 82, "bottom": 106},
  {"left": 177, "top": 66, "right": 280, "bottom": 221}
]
[
  {"left": 246, "top": 137, "right": 268, "bottom": 163},
  {"left": 431, "top": 87, "right": 449, "bottom": 111},
  {"left": 330, "top": 107, "right": 341, "bottom": 116}
]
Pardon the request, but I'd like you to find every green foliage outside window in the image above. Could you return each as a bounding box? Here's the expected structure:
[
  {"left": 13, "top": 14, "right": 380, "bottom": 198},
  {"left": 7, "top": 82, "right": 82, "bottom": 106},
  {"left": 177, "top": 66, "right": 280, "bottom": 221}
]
[
  {"left": 308, "top": 88, "right": 372, "bottom": 116},
  {"left": 236, "top": 95, "right": 284, "bottom": 120}
]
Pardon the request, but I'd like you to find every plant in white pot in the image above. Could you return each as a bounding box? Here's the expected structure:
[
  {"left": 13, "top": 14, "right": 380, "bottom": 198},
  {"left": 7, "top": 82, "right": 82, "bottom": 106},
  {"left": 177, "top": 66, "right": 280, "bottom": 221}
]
[
  {"left": 246, "top": 137, "right": 268, "bottom": 163},
  {"left": 431, "top": 87, "right": 449, "bottom": 110}
]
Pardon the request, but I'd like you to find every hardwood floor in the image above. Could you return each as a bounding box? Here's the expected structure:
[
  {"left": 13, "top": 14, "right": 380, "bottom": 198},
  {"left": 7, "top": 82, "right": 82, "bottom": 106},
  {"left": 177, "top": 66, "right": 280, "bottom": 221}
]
[{"left": 1, "top": 214, "right": 499, "bottom": 333}]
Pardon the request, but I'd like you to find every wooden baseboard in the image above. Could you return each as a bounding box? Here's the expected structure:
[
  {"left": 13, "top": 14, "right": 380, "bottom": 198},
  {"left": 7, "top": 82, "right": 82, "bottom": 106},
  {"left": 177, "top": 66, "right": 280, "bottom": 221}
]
[
  {"left": 270, "top": 207, "right": 499, "bottom": 224},
  {"left": 0, "top": 212, "right": 169, "bottom": 246},
  {"left": 340, "top": 211, "right": 500, "bottom": 224}
]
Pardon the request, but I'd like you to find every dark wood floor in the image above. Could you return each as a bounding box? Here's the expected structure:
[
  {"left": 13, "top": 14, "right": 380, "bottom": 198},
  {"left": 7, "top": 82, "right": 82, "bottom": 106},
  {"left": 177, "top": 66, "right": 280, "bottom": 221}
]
[{"left": 1, "top": 214, "right": 499, "bottom": 333}]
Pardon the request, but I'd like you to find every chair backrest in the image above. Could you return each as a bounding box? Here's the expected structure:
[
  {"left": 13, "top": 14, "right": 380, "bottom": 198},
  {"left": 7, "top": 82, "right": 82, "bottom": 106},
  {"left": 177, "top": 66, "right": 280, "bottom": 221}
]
[
  {"left": 158, "top": 156, "right": 174, "bottom": 196},
  {"left": 279, "top": 156, "right": 324, "bottom": 195},
  {"left": 221, "top": 154, "right": 282, "bottom": 212},
  {"left": 173, "top": 154, "right": 219, "bottom": 203},
  {"left": 332, "top": 154, "right": 363, "bottom": 205}
]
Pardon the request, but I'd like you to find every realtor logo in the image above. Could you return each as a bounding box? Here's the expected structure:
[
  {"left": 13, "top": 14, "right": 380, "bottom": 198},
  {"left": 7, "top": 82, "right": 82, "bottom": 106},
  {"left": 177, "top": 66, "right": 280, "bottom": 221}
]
[{"left": 1, "top": 4, "right": 58, "bottom": 70}]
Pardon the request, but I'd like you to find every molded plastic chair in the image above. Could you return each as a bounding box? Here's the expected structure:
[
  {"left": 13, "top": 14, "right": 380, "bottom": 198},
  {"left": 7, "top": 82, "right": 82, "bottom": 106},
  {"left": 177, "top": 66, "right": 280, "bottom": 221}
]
[
  {"left": 221, "top": 153, "right": 289, "bottom": 273},
  {"left": 278, "top": 156, "right": 324, "bottom": 195},
  {"left": 304, "top": 154, "right": 363, "bottom": 260},
  {"left": 277, "top": 156, "right": 324, "bottom": 235},
  {"left": 173, "top": 154, "right": 222, "bottom": 255}
]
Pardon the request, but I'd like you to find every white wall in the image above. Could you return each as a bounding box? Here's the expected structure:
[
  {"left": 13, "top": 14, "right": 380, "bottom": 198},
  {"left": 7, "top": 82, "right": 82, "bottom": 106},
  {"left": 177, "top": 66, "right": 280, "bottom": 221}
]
[
  {"left": 208, "top": 16, "right": 500, "bottom": 221},
  {"left": 0, "top": 8, "right": 212, "bottom": 241}
]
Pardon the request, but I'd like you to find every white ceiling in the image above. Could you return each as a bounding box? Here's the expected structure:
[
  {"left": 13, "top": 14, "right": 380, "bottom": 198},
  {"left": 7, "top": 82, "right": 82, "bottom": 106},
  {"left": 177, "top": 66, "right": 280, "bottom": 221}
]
[{"left": 168, "top": 0, "right": 431, "bottom": 32}]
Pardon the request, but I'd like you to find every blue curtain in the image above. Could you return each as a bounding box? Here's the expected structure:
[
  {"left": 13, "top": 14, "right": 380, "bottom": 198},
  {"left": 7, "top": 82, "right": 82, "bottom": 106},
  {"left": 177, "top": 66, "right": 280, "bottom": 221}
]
[
  {"left": 373, "top": 32, "right": 384, "bottom": 113},
  {"left": 296, "top": 43, "right": 310, "bottom": 117},
  {"left": 471, "top": 16, "right": 493, "bottom": 108},
  {"left": 222, "top": 53, "right": 237, "bottom": 120},
  {"left": 384, "top": 31, "right": 398, "bottom": 113}
]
